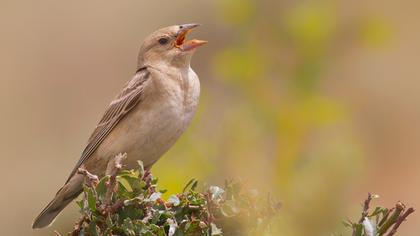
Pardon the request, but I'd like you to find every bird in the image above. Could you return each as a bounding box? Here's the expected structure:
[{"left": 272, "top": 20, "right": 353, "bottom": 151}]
[{"left": 32, "top": 23, "right": 207, "bottom": 229}]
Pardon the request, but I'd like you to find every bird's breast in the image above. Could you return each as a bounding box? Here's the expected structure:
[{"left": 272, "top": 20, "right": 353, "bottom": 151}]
[
  {"left": 155, "top": 67, "right": 200, "bottom": 127},
  {"left": 124, "top": 68, "right": 200, "bottom": 167}
]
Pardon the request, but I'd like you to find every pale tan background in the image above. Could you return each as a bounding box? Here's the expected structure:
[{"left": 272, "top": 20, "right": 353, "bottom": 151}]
[{"left": 0, "top": 0, "right": 419, "bottom": 235}]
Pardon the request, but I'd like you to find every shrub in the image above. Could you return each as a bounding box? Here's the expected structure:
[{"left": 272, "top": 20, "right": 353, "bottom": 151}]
[
  {"left": 67, "top": 154, "right": 280, "bottom": 236},
  {"left": 60, "top": 154, "right": 413, "bottom": 236}
]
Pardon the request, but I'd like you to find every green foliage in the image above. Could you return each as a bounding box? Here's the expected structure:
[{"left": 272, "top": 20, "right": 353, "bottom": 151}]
[
  {"left": 64, "top": 158, "right": 413, "bottom": 236},
  {"left": 69, "top": 162, "right": 280, "bottom": 236}
]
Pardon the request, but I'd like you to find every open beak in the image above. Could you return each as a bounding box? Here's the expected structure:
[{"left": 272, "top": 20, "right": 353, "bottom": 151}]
[{"left": 175, "top": 23, "right": 208, "bottom": 52}]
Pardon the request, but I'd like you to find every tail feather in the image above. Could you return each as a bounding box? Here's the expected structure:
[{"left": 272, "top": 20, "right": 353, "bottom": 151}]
[{"left": 32, "top": 175, "right": 83, "bottom": 229}]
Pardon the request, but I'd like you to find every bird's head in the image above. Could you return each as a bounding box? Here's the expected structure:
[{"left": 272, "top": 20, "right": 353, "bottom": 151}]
[{"left": 137, "top": 23, "right": 207, "bottom": 69}]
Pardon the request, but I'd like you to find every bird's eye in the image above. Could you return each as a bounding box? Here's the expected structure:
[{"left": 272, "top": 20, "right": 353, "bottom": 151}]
[{"left": 158, "top": 38, "right": 169, "bottom": 45}]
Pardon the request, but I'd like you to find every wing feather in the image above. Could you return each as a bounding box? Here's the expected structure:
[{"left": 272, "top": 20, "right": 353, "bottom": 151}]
[{"left": 66, "top": 68, "right": 150, "bottom": 182}]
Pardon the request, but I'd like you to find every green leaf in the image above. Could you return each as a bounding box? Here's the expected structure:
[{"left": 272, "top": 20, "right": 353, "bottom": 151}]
[
  {"left": 353, "top": 223, "right": 363, "bottom": 236},
  {"left": 191, "top": 180, "right": 198, "bottom": 191},
  {"left": 117, "top": 176, "right": 133, "bottom": 192},
  {"left": 184, "top": 220, "right": 201, "bottom": 234},
  {"left": 76, "top": 199, "right": 84, "bottom": 210},
  {"left": 96, "top": 176, "right": 109, "bottom": 200},
  {"left": 88, "top": 221, "right": 99, "bottom": 236},
  {"left": 342, "top": 220, "right": 352, "bottom": 228},
  {"left": 183, "top": 178, "right": 198, "bottom": 193},
  {"left": 369, "top": 206, "right": 387, "bottom": 217},
  {"left": 119, "top": 170, "right": 139, "bottom": 179},
  {"left": 87, "top": 188, "right": 97, "bottom": 212},
  {"left": 122, "top": 218, "right": 136, "bottom": 236},
  {"left": 106, "top": 214, "right": 113, "bottom": 228}
]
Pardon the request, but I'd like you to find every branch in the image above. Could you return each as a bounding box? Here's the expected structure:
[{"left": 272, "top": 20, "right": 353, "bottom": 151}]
[
  {"left": 385, "top": 207, "right": 415, "bottom": 236},
  {"left": 77, "top": 168, "right": 99, "bottom": 187},
  {"left": 102, "top": 153, "right": 126, "bottom": 210},
  {"left": 350, "top": 194, "right": 414, "bottom": 236},
  {"left": 70, "top": 216, "right": 86, "bottom": 236},
  {"left": 105, "top": 152, "right": 126, "bottom": 177},
  {"left": 378, "top": 202, "right": 405, "bottom": 235},
  {"left": 359, "top": 193, "right": 373, "bottom": 223}
]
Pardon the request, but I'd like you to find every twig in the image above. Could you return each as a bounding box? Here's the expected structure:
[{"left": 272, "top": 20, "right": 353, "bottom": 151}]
[
  {"left": 77, "top": 168, "right": 99, "bottom": 187},
  {"left": 358, "top": 193, "right": 373, "bottom": 223},
  {"left": 109, "top": 199, "right": 125, "bottom": 214},
  {"left": 378, "top": 202, "right": 405, "bottom": 235},
  {"left": 142, "top": 169, "right": 153, "bottom": 188},
  {"left": 70, "top": 216, "right": 86, "bottom": 236},
  {"left": 105, "top": 153, "right": 126, "bottom": 177},
  {"left": 103, "top": 153, "right": 126, "bottom": 210},
  {"left": 205, "top": 191, "right": 214, "bottom": 227},
  {"left": 385, "top": 207, "right": 415, "bottom": 236}
]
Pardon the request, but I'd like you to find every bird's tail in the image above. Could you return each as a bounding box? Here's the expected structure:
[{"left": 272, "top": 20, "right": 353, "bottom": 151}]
[{"left": 32, "top": 175, "right": 83, "bottom": 229}]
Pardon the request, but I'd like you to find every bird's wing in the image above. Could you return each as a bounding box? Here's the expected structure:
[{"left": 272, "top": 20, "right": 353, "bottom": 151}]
[{"left": 66, "top": 68, "right": 150, "bottom": 182}]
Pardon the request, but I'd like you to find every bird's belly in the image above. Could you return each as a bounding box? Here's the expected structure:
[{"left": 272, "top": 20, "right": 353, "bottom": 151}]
[{"left": 124, "top": 102, "right": 187, "bottom": 168}]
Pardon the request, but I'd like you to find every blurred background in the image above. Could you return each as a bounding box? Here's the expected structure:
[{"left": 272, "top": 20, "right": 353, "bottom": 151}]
[{"left": 1, "top": 0, "right": 419, "bottom": 235}]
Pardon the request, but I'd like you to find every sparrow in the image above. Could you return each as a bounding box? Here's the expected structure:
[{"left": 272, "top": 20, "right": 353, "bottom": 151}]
[{"left": 32, "top": 23, "right": 207, "bottom": 229}]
